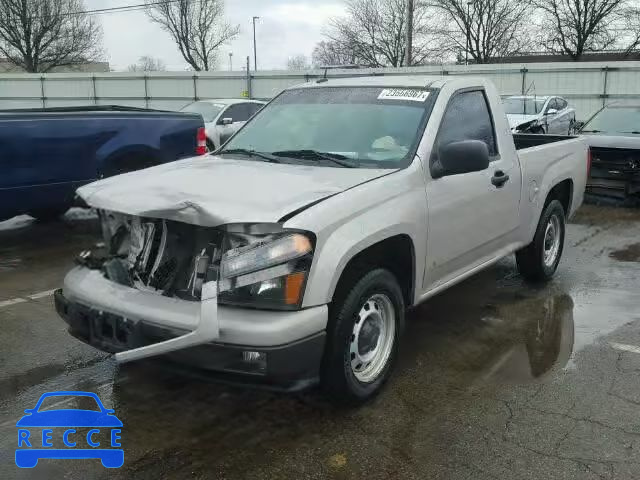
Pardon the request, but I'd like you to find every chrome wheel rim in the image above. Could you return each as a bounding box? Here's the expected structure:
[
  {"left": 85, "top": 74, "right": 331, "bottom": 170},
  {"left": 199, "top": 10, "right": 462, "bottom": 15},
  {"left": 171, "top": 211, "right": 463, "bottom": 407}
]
[
  {"left": 350, "top": 293, "right": 396, "bottom": 383},
  {"left": 543, "top": 214, "right": 561, "bottom": 268}
]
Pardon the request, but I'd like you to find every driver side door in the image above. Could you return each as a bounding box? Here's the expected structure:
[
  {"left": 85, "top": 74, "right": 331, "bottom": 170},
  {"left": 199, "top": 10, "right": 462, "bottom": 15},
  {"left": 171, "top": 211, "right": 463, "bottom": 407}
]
[{"left": 424, "top": 89, "right": 522, "bottom": 290}]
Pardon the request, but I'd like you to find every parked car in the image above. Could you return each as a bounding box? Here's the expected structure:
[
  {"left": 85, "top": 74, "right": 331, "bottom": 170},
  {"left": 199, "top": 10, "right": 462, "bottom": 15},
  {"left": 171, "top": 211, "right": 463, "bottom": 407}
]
[
  {"left": 503, "top": 95, "right": 576, "bottom": 135},
  {"left": 579, "top": 103, "right": 640, "bottom": 200},
  {"left": 55, "top": 76, "right": 588, "bottom": 404},
  {"left": 0, "top": 106, "right": 205, "bottom": 222},
  {"left": 180, "top": 99, "right": 265, "bottom": 151}
]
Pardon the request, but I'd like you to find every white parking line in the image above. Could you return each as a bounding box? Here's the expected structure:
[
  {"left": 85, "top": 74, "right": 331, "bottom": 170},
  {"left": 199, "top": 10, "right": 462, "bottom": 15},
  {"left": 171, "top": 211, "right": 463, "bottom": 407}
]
[
  {"left": 0, "top": 289, "right": 57, "bottom": 309},
  {"left": 610, "top": 342, "right": 640, "bottom": 354},
  {"left": 0, "top": 298, "right": 27, "bottom": 308}
]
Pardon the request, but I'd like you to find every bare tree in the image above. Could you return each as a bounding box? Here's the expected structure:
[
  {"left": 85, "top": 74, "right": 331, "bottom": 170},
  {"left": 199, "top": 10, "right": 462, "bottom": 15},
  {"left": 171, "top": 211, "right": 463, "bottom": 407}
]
[
  {"left": 323, "top": 0, "right": 439, "bottom": 67},
  {"left": 128, "top": 55, "right": 167, "bottom": 72},
  {"left": 0, "top": 0, "right": 102, "bottom": 72},
  {"left": 312, "top": 40, "right": 357, "bottom": 66},
  {"left": 534, "top": 0, "right": 626, "bottom": 59},
  {"left": 428, "top": 0, "right": 534, "bottom": 63},
  {"left": 286, "top": 54, "right": 310, "bottom": 70},
  {"left": 145, "top": 0, "right": 239, "bottom": 71}
]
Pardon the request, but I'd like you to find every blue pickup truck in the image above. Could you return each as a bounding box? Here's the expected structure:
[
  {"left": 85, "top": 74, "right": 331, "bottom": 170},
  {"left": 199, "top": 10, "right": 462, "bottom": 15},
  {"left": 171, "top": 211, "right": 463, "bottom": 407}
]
[{"left": 0, "top": 106, "right": 206, "bottom": 221}]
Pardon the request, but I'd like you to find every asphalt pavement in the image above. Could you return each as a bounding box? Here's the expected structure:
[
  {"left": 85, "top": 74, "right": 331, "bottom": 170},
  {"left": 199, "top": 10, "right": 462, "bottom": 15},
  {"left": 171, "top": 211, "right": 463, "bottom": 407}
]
[{"left": 1, "top": 204, "right": 640, "bottom": 479}]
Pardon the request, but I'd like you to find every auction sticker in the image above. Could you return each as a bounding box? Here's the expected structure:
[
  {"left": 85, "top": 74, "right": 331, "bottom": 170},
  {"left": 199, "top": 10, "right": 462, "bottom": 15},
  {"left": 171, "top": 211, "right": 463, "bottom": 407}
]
[{"left": 378, "top": 88, "right": 430, "bottom": 102}]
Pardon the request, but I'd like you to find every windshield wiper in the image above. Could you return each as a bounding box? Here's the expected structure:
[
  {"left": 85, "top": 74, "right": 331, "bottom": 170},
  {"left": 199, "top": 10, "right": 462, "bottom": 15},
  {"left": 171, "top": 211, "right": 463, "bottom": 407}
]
[
  {"left": 580, "top": 129, "right": 602, "bottom": 133},
  {"left": 219, "top": 148, "right": 281, "bottom": 163},
  {"left": 271, "top": 149, "right": 357, "bottom": 168},
  {"left": 621, "top": 131, "right": 640, "bottom": 134}
]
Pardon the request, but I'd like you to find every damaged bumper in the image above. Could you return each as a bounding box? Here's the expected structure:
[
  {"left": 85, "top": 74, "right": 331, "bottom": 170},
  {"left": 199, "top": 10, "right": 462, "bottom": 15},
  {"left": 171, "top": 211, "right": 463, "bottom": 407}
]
[{"left": 56, "top": 267, "right": 327, "bottom": 390}]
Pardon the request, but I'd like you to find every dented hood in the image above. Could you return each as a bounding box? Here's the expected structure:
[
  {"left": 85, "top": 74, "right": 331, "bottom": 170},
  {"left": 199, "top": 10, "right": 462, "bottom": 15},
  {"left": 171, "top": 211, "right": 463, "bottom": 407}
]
[
  {"left": 78, "top": 156, "right": 391, "bottom": 226},
  {"left": 506, "top": 113, "right": 538, "bottom": 129}
]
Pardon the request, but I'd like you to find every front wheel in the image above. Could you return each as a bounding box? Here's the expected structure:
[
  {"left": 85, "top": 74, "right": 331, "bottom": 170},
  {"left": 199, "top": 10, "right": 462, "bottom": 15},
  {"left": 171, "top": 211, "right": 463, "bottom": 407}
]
[
  {"left": 321, "top": 268, "right": 404, "bottom": 405},
  {"left": 516, "top": 199, "right": 566, "bottom": 282}
]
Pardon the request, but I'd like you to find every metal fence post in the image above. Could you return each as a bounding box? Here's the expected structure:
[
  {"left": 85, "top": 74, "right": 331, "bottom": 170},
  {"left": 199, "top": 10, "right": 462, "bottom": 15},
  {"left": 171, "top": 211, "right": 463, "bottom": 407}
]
[
  {"left": 246, "top": 56, "right": 252, "bottom": 98},
  {"left": 602, "top": 66, "right": 609, "bottom": 108},
  {"left": 92, "top": 75, "right": 97, "bottom": 105},
  {"left": 40, "top": 75, "right": 46, "bottom": 108},
  {"left": 521, "top": 67, "right": 527, "bottom": 95},
  {"left": 193, "top": 74, "right": 198, "bottom": 101},
  {"left": 144, "top": 75, "right": 149, "bottom": 108}
]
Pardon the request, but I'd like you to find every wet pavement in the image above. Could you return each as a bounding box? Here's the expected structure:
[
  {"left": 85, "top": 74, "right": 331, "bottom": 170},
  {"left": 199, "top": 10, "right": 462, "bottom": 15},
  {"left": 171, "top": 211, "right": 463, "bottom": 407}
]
[{"left": 1, "top": 205, "right": 640, "bottom": 479}]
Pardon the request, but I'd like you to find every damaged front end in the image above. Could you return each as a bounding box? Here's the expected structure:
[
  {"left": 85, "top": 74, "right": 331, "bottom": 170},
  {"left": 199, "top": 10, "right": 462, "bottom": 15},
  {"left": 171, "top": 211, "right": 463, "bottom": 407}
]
[{"left": 71, "top": 211, "right": 315, "bottom": 362}]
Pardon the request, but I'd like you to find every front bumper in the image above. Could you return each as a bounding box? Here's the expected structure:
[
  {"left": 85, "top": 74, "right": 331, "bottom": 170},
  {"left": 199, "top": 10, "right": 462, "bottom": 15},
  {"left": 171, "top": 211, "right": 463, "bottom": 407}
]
[{"left": 56, "top": 267, "right": 329, "bottom": 391}]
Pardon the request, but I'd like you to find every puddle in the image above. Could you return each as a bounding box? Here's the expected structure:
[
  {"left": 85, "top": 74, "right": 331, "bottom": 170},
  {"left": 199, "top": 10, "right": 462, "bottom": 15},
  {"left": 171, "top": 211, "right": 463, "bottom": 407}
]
[{"left": 609, "top": 243, "right": 640, "bottom": 262}]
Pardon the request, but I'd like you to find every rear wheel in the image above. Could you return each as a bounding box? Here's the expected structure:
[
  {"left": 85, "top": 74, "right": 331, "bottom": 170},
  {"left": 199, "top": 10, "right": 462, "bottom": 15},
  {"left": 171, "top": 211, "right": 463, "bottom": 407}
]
[
  {"left": 516, "top": 199, "right": 566, "bottom": 282},
  {"left": 321, "top": 268, "right": 404, "bottom": 405},
  {"left": 28, "top": 206, "right": 70, "bottom": 222}
]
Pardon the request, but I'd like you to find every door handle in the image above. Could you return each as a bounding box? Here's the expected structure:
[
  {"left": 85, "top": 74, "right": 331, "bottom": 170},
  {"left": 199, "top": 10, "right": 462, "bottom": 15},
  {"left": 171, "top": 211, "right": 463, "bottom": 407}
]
[{"left": 491, "top": 170, "right": 510, "bottom": 188}]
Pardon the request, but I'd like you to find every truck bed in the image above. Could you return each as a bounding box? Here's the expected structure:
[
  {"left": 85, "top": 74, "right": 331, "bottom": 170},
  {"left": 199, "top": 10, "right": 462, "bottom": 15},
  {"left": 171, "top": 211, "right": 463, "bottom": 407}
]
[{"left": 512, "top": 133, "right": 576, "bottom": 151}]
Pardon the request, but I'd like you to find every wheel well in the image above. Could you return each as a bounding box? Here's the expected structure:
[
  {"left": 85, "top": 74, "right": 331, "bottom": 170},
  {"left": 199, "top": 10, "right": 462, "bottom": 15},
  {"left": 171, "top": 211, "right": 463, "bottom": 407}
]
[
  {"left": 332, "top": 235, "right": 415, "bottom": 307},
  {"left": 545, "top": 179, "right": 573, "bottom": 215}
]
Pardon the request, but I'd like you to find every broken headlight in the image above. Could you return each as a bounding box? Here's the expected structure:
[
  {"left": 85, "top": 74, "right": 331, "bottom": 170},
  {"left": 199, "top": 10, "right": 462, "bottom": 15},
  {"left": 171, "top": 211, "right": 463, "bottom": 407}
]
[{"left": 217, "top": 228, "right": 314, "bottom": 310}]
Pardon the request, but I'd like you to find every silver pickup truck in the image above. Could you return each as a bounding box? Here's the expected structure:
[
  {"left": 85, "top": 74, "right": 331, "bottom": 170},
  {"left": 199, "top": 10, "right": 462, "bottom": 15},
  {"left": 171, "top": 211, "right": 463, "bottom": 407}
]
[{"left": 55, "top": 76, "right": 589, "bottom": 404}]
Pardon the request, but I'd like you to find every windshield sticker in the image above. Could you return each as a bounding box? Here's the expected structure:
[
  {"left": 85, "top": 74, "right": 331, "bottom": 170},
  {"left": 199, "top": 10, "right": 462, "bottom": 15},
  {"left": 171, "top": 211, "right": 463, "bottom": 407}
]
[{"left": 378, "top": 89, "right": 430, "bottom": 102}]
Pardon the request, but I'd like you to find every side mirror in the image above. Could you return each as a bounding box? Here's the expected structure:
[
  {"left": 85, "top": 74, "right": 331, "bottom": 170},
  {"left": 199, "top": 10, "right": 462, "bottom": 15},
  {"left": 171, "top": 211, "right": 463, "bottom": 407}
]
[
  {"left": 220, "top": 117, "right": 233, "bottom": 125},
  {"left": 546, "top": 108, "right": 558, "bottom": 115},
  {"left": 431, "top": 140, "right": 489, "bottom": 179}
]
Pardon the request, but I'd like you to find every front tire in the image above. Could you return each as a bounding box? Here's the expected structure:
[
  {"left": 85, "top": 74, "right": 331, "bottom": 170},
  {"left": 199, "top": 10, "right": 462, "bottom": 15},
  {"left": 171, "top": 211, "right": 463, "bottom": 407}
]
[
  {"left": 321, "top": 268, "right": 404, "bottom": 405},
  {"left": 516, "top": 199, "right": 566, "bottom": 282}
]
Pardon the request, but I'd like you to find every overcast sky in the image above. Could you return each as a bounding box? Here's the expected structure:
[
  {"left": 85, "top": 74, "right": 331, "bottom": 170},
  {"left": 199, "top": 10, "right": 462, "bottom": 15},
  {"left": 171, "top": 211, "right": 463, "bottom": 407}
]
[{"left": 91, "top": 0, "right": 346, "bottom": 71}]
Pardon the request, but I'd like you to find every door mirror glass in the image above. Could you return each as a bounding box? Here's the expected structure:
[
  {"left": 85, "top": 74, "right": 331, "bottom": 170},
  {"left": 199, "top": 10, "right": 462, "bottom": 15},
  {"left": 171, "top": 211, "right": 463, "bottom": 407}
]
[
  {"left": 546, "top": 108, "right": 558, "bottom": 115},
  {"left": 220, "top": 117, "right": 233, "bottom": 125},
  {"left": 432, "top": 140, "right": 489, "bottom": 178}
]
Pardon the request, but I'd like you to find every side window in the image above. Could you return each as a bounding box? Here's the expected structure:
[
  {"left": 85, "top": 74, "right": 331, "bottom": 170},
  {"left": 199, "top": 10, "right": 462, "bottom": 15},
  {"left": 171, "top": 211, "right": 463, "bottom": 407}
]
[
  {"left": 435, "top": 90, "right": 497, "bottom": 158},
  {"left": 222, "top": 104, "right": 250, "bottom": 123},
  {"left": 546, "top": 98, "right": 559, "bottom": 113},
  {"left": 557, "top": 98, "right": 567, "bottom": 110}
]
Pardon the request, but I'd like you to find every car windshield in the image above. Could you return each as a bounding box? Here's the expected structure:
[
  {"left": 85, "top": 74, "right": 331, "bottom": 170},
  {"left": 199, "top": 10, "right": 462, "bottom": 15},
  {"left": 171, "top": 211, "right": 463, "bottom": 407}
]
[
  {"left": 503, "top": 98, "right": 546, "bottom": 115},
  {"left": 181, "top": 101, "right": 223, "bottom": 123},
  {"left": 221, "top": 86, "right": 434, "bottom": 168},
  {"left": 36, "top": 395, "right": 101, "bottom": 412},
  {"left": 582, "top": 106, "right": 640, "bottom": 134}
]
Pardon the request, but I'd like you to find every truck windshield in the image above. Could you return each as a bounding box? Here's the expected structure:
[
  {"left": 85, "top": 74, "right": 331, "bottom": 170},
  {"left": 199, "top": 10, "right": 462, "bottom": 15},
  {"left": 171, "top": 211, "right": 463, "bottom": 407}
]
[
  {"left": 503, "top": 98, "right": 546, "bottom": 115},
  {"left": 221, "top": 87, "right": 435, "bottom": 168},
  {"left": 582, "top": 106, "right": 640, "bottom": 134}
]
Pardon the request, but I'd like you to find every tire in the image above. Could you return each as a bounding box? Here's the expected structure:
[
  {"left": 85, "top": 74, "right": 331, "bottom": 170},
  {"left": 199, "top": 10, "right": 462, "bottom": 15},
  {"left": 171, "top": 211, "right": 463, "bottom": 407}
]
[
  {"left": 206, "top": 139, "right": 216, "bottom": 152},
  {"left": 28, "top": 206, "right": 70, "bottom": 222},
  {"left": 516, "top": 199, "right": 566, "bottom": 282},
  {"left": 321, "top": 268, "right": 404, "bottom": 405}
]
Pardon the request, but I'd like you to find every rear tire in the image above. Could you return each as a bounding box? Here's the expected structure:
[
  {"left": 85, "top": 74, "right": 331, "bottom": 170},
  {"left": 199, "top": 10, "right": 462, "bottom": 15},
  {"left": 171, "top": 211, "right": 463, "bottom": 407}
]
[
  {"left": 28, "top": 206, "right": 70, "bottom": 222},
  {"left": 516, "top": 199, "right": 566, "bottom": 282},
  {"left": 321, "top": 268, "right": 404, "bottom": 405}
]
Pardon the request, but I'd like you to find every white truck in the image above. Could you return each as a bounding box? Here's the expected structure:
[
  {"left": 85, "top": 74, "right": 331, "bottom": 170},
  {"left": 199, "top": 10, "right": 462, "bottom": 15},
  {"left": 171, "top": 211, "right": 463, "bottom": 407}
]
[{"left": 55, "top": 76, "right": 589, "bottom": 404}]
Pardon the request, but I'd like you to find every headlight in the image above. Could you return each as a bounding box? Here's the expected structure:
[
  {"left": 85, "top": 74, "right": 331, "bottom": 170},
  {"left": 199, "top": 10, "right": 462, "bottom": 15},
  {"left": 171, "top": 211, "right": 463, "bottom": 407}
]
[{"left": 218, "top": 230, "right": 314, "bottom": 310}]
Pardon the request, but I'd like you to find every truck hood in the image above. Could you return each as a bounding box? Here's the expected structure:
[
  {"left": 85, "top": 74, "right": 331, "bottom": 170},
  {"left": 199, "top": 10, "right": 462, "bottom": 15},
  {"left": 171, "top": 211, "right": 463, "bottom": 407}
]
[
  {"left": 581, "top": 133, "right": 640, "bottom": 148},
  {"left": 506, "top": 113, "right": 538, "bottom": 129},
  {"left": 78, "top": 155, "right": 391, "bottom": 226}
]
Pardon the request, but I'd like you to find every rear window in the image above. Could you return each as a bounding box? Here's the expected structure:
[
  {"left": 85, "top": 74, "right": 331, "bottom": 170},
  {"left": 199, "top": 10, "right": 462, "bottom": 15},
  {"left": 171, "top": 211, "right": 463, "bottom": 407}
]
[{"left": 181, "top": 102, "right": 223, "bottom": 123}]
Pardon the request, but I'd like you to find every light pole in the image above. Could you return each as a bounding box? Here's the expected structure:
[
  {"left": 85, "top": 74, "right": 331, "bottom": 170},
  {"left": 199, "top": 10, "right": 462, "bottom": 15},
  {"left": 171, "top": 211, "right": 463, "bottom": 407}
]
[
  {"left": 229, "top": 52, "right": 233, "bottom": 71},
  {"left": 405, "top": 0, "right": 414, "bottom": 67},
  {"left": 466, "top": 1, "right": 473, "bottom": 66},
  {"left": 252, "top": 16, "right": 259, "bottom": 71}
]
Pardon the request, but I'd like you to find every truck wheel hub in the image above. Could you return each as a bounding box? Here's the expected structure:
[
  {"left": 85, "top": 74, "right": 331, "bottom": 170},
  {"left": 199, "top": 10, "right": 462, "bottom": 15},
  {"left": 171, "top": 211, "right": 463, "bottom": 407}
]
[
  {"left": 350, "top": 293, "right": 396, "bottom": 383},
  {"left": 543, "top": 214, "right": 561, "bottom": 268}
]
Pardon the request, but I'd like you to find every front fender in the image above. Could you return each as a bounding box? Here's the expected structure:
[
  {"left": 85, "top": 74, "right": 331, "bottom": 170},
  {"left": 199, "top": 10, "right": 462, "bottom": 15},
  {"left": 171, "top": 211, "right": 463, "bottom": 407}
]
[{"left": 285, "top": 162, "right": 428, "bottom": 308}]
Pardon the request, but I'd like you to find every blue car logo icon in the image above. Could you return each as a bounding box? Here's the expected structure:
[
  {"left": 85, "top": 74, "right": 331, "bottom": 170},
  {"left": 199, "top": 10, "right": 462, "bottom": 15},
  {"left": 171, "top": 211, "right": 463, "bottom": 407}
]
[{"left": 15, "top": 391, "right": 123, "bottom": 468}]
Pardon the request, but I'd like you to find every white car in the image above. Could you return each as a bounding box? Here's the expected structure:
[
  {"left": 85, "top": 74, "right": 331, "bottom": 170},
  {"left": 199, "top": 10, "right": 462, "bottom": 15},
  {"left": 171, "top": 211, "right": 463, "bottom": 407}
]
[
  {"left": 503, "top": 95, "right": 576, "bottom": 135},
  {"left": 57, "top": 76, "right": 588, "bottom": 404},
  {"left": 180, "top": 99, "right": 265, "bottom": 150}
]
